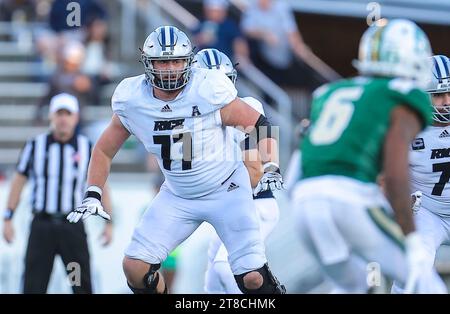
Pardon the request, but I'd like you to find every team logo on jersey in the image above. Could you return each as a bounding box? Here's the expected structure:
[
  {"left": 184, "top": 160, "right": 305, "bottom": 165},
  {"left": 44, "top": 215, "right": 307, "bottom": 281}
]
[
  {"left": 227, "top": 182, "right": 239, "bottom": 192},
  {"left": 161, "top": 104, "right": 172, "bottom": 112},
  {"left": 431, "top": 148, "right": 450, "bottom": 159},
  {"left": 154, "top": 119, "right": 185, "bottom": 131},
  {"left": 439, "top": 130, "right": 450, "bottom": 138},
  {"left": 412, "top": 138, "right": 425, "bottom": 150},
  {"left": 192, "top": 105, "right": 201, "bottom": 117}
]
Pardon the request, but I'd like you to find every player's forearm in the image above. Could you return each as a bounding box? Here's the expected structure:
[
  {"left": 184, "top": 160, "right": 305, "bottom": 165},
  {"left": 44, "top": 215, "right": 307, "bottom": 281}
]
[
  {"left": 101, "top": 183, "right": 113, "bottom": 217},
  {"left": 243, "top": 152, "right": 263, "bottom": 188},
  {"left": 257, "top": 138, "right": 280, "bottom": 165},
  {"left": 6, "top": 173, "right": 27, "bottom": 211},
  {"left": 384, "top": 143, "right": 415, "bottom": 235},
  {"left": 384, "top": 175, "right": 415, "bottom": 235},
  {"left": 383, "top": 106, "right": 421, "bottom": 235},
  {"left": 87, "top": 147, "right": 113, "bottom": 190}
]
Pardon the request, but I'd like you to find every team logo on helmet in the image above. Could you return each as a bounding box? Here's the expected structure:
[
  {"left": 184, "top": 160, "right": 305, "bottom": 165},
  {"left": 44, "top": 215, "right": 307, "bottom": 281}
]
[
  {"left": 193, "top": 48, "right": 237, "bottom": 84},
  {"left": 141, "top": 26, "right": 194, "bottom": 91}
]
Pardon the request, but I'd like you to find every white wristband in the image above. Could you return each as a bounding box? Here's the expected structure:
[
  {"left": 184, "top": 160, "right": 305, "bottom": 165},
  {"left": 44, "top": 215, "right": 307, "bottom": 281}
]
[
  {"left": 87, "top": 185, "right": 103, "bottom": 196},
  {"left": 84, "top": 185, "right": 103, "bottom": 201}
]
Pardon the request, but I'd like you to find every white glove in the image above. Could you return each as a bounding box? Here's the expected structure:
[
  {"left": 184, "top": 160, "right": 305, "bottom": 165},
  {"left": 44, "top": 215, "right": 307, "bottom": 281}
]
[
  {"left": 253, "top": 162, "right": 284, "bottom": 196},
  {"left": 411, "top": 191, "right": 422, "bottom": 214},
  {"left": 67, "top": 186, "right": 110, "bottom": 223},
  {"left": 404, "top": 232, "right": 430, "bottom": 294}
]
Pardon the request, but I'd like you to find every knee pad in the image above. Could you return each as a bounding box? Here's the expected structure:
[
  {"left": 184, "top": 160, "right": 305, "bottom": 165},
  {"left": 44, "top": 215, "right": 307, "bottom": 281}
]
[
  {"left": 234, "top": 263, "right": 286, "bottom": 294},
  {"left": 127, "top": 263, "right": 168, "bottom": 294}
]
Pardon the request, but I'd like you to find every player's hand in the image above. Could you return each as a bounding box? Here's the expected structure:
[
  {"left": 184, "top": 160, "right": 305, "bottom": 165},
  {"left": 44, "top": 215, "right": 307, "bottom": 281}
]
[
  {"left": 3, "top": 220, "right": 14, "bottom": 244},
  {"left": 411, "top": 191, "right": 422, "bottom": 214},
  {"left": 254, "top": 162, "right": 284, "bottom": 196},
  {"left": 67, "top": 197, "right": 110, "bottom": 223},
  {"left": 404, "top": 232, "right": 430, "bottom": 293}
]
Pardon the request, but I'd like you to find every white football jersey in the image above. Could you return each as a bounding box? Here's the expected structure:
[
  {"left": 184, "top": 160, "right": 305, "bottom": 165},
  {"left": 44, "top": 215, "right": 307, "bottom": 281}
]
[
  {"left": 410, "top": 126, "right": 450, "bottom": 216},
  {"left": 228, "top": 96, "right": 265, "bottom": 146},
  {"left": 112, "top": 68, "right": 242, "bottom": 198}
]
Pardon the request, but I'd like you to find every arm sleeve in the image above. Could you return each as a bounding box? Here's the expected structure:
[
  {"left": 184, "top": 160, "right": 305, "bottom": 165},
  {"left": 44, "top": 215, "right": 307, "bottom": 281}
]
[{"left": 16, "top": 139, "right": 34, "bottom": 177}]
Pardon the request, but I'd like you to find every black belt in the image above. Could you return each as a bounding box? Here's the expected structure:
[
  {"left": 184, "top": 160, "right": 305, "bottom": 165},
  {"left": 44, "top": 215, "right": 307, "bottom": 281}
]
[{"left": 33, "top": 211, "right": 68, "bottom": 220}]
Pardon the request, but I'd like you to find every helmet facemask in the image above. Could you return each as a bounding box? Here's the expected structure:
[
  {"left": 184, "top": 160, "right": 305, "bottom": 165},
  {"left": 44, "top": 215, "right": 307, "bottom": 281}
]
[
  {"left": 141, "top": 53, "right": 194, "bottom": 91},
  {"left": 432, "top": 103, "right": 450, "bottom": 123},
  {"left": 431, "top": 91, "right": 450, "bottom": 123},
  {"left": 226, "top": 69, "right": 237, "bottom": 85}
]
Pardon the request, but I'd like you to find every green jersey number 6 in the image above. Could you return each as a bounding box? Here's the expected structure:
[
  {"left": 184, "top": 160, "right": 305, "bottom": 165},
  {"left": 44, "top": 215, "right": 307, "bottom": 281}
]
[{"left": 310, "top": 87, "right": 363, "bottom": 145}]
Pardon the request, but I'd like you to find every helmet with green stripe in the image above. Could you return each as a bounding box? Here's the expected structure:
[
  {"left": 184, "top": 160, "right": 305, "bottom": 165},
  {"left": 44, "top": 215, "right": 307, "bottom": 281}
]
[
  {"left": 141, "top": 26, "right": 194, "bottom": 91},
  {"left": 192, "top": 48, "right": 237, "bottom": 84},
  {"left": 427, "top": 55, "right": 450, "bottom": 123},
  {"left": 353, "top": 19, "right": 432, "bottom": 88}
]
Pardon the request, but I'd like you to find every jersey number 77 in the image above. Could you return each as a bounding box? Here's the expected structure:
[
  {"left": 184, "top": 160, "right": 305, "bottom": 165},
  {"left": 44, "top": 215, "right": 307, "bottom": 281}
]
[{"left": 153, "top": 132, "right": 193, "bottom": 171}]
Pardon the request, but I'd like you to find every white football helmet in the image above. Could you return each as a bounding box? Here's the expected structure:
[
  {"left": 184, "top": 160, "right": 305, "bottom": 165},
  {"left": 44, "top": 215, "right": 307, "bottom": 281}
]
[
  {"left": 353, "top": 19, "right": 432, "bottom": 88},
  {"left": 193, "top": 48, "right": 237, "bottom": 84},
  {"left": 427, "top": 55, "right": 450, "bottom": 123},
  {"left": 141, "top": 26, "right": 194, "bottom": 91}
]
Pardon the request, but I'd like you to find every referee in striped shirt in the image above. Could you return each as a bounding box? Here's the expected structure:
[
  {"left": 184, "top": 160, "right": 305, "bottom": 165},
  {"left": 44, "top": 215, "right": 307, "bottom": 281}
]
[{"left": 2, "top": 93, "right": 113, "bottom": 294}]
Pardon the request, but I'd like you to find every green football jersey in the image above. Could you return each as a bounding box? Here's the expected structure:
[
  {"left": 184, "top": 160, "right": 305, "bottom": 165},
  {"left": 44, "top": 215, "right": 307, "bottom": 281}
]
[{"left": 301, "top": 77, "right": 432, "bottom": 183}]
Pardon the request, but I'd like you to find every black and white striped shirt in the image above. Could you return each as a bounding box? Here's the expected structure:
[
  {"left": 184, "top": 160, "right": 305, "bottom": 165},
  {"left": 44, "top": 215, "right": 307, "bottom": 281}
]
[{"left": 16, "top": 132, "right": 92, "bottom": 215}]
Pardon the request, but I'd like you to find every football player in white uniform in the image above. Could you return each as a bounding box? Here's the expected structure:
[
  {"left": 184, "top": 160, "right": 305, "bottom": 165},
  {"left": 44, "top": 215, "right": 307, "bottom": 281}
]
[
  {"left": 391, "top": 55, "right": 450, "bottom": 293},
  {"left": 66, "top": 26, "right": 285, "bottom": 294},
  {"left": 192, "top": 48, "right": 280, "bottom": 294}
]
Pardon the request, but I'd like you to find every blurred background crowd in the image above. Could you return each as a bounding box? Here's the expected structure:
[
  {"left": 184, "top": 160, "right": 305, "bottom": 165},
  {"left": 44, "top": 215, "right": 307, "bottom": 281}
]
[{"left": 0, "top": 0, "right": 450, "bottom": 293}]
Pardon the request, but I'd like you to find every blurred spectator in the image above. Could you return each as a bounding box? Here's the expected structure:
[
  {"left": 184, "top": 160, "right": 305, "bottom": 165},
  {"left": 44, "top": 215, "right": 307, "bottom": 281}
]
[
  {"left": 241, "top": 0, "right": 322, "bottom": 89},
  {"left": 37, "top": 0, "right": 108, "bottom": 67},
  {"left": 35, "top": 41, "right": 95, "bottom": 124},
  {"left": 193, "top": 0, "right": 249, "bottom": 63},
  {"left": 82, "top": 18, "right": 114, "bottom": 85},
  {"left": 49, "top": 0, "right": 107, "bottom": 35}
]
